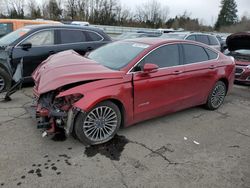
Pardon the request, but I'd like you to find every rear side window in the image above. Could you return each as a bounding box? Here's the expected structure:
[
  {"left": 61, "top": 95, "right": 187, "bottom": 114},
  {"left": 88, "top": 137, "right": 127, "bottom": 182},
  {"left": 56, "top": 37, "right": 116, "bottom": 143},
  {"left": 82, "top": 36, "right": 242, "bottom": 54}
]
[
  {"left": 208, "top": 36, "right": 219, "bottom": 45},
  {"left": 60, "top": 29, "right": 86, "bottom": 44},
  {"left": 196, "top": 35, "right": 209, "bottom": 45},
  {"left": 186, "top": 35, "right": 196, "bottom": 41},
  {"left": 143, "top": 44, "right": 180, "bottom": 68},
  {"left": 87, "top": 31, "right": 103, "bottom": 41},
  {"left": 205, "top": 48, "right": 218, "bottom": 60},
  {"left": 183, "top": 44, "right": 209, "bottom": 64}
]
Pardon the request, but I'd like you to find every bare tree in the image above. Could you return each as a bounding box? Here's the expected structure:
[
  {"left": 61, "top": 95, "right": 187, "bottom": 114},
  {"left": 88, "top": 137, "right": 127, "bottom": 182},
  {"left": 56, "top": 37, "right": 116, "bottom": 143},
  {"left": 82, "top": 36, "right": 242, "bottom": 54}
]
[
  {"left": 135, "top": 0, "right": 168, "bottom": 27},
  {"left": 64, "top": 0, "right": 77, "bottom": 20},
  {"left": 42, "top": 0, "right": 62, "bottom": 20},
  {"left": 5, "top": 0, "right": 25, "bottom": 18},
  {"left": 27, "top": 0, "right": 42, "bottom": 19}
]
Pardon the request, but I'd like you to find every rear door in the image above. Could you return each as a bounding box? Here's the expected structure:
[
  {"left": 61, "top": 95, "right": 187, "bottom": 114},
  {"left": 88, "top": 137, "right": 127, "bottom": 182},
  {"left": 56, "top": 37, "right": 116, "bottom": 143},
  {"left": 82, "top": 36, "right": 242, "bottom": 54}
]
[
  {"left": 132, "top": 44, "right": 187, "bottom": 122},
  {"left": 56, "top": 29, "right": 107, "bottom": 56},
  {"left": 179, "top": 43, "right": 219, "bottom": 106}
]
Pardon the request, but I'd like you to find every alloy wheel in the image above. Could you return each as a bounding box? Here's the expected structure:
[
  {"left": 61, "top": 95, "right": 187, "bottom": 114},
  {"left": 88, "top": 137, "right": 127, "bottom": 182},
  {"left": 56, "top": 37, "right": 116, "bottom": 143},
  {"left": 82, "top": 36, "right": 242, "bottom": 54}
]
[
  {"left": 211, "top": 84, "right": 226, "bottom": 108},
  {"left": 83, "top": 106, "right": 118, "bottom": 142}
]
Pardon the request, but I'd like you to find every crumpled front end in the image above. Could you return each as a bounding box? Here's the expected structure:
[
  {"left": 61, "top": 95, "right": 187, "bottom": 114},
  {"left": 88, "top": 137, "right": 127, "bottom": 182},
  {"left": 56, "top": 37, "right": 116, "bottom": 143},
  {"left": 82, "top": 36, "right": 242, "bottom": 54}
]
[{"left": 35, "top": 91, "right": 83, "bottom": 136}]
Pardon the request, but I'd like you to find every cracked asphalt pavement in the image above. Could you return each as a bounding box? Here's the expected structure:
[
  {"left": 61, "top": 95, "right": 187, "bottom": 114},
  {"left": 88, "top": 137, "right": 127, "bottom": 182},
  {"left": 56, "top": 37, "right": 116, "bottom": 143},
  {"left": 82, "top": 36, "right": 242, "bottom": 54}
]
[{"left": 0, "top": 85, "right": 250, "bottom": 188}]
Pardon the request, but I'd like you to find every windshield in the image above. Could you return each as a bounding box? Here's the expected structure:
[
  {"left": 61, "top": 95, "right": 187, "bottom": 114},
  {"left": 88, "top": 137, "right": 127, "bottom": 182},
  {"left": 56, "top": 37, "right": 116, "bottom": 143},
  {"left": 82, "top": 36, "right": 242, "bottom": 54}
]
[
  {"left": 0, "top": 28, "right": 31, "bottom": 46},
  {"left": 160, "top": 33, "right": 186, "bottom": 39},
  {"left": 88, "top": 41, "right": 149, "bottom": 70}
]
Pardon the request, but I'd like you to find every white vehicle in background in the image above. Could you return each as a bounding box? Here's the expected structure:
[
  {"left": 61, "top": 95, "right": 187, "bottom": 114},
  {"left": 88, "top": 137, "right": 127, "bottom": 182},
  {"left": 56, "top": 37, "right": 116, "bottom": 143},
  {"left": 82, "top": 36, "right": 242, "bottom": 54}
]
[
  {"left": 160, "top": 32, "right": 221, "bottom": 51},
  {"left": 71, "top": 21, "right": 90, "bottom": 26}
]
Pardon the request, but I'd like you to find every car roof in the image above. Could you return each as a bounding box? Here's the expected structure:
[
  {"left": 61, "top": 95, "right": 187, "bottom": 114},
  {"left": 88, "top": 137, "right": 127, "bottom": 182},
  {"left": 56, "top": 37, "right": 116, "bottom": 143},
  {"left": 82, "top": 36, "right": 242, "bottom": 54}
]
[
  {"left": 23, "top": 24, "right": 103, "bottom": 32},
  {"left": 122, "top": 38, "right": 219, "bottom": 51}
]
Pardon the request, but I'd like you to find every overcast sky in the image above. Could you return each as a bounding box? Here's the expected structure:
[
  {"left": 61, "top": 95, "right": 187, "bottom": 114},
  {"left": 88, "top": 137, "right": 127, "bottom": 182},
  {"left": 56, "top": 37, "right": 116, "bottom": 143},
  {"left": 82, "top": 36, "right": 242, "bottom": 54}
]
[{"left": 122, "top": 0, "right": 250, "bottom": 26}]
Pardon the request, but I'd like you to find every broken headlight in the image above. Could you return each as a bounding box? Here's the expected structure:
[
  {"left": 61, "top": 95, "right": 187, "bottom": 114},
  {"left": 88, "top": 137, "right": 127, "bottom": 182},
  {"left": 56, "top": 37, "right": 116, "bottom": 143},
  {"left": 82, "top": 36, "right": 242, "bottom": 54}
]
[{"left": 54, "top": 93, "right": 83, "bottom": 111}]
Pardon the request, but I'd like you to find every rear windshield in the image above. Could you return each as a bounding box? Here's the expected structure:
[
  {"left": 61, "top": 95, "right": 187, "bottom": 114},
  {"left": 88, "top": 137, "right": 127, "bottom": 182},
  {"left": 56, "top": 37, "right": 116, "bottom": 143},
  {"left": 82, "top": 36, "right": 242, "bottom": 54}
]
[{"left": 0, "top": 28, "right": 31, "bottom": 46}]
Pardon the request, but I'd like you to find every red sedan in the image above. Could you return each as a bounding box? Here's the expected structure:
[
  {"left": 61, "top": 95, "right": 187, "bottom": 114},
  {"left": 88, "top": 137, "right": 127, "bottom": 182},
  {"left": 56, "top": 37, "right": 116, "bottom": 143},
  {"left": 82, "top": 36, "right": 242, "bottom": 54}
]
[{"left": 33, "top": 38, "right": 235, "bottom": 145}]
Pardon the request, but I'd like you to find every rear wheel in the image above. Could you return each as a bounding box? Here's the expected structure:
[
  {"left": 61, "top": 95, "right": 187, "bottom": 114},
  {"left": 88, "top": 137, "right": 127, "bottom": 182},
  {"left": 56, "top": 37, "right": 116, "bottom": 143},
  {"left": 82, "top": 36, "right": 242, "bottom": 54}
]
[
  {"left": 74, "top": 101, "right": 121, "bottom": 145},
  {"left": 0, "top": 68, "right": 11, "bottom": 93},
  {"left": 205, "top": 81, "right": 226, "bottom": 110}
]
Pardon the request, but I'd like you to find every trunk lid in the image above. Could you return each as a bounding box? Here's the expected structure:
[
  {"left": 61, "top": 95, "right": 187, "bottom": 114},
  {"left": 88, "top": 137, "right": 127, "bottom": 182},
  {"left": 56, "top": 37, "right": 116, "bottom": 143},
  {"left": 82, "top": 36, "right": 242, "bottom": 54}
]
[{"left": 226, "top": 32, "right": 250, "bottom": 51}]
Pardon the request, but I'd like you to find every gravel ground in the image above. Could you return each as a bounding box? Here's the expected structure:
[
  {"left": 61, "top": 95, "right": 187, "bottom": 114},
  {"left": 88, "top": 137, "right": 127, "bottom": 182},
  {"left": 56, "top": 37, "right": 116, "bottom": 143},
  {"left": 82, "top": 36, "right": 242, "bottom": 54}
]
[{"left": 0, "top": 84, "right": 249, "bottom": 188}]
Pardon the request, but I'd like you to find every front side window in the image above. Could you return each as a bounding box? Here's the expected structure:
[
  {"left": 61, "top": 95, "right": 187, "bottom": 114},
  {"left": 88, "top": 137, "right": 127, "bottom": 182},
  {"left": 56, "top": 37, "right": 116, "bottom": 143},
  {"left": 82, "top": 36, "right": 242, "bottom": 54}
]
[
  {"left": 183, "top": 44, "right": 209, "bottom": 64},
  {"left": 24, "top": 30, "right": 54, "bottom": 46},
  {"left": 138, "top": 44, "right": 180, "bottom": 69},
  {"left": 196, "top": 35, "right": 209, "bottom": 45},
  {"left": 60, "top": 29, "right": 86, "bottom": 44}
]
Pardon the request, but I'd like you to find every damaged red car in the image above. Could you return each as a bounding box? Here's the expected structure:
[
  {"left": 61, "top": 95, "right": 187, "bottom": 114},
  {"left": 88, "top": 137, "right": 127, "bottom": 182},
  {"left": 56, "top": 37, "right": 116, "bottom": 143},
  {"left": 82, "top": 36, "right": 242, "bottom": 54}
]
[
  {"left": 33, "top": 38, "right": 235, "bottom": 145},
  {"left": 226, "top": 32, "right": 250, "bottom": 84}
]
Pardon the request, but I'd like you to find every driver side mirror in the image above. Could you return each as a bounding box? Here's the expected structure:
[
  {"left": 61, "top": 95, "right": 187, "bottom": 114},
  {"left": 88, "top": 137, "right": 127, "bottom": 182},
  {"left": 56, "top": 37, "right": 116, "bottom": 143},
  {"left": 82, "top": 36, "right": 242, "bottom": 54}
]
[
  {"left": 143, "top": 63, "right": 159, "bottom": 73},
  {"left": 21, "top": 42, "right": 32, "bottom": 50}
]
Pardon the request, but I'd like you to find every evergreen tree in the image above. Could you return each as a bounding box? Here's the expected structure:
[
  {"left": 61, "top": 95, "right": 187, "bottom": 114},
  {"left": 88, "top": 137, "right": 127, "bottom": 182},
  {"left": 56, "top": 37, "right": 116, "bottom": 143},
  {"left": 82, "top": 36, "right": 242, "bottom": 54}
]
[{"left": 215, "top": 0, "right": 238, "bottom": 30}]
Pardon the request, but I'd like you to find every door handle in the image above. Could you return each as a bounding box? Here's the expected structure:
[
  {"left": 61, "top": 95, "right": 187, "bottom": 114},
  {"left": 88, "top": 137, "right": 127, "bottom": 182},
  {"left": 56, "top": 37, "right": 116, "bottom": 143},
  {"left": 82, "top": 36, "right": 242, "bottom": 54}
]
[
  {"left": 209, "top": 65, "right": 215, "bottom": 69},
  {"left": 173, "top": 70, "right": 183, "bottom": 75}
]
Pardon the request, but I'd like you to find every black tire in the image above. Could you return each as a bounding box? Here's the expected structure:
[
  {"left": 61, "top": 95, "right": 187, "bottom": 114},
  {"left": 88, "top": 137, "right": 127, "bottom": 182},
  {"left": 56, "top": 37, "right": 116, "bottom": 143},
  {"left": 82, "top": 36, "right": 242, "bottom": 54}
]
[
  {"left": 205, "top": 81, "right": 227, "bottom": 110},
  {"left": 74, "top": 101, "right": 121, "bottom": 145},
  {"left": 0, "top": 68, "right": 11, "bottom": 93}
]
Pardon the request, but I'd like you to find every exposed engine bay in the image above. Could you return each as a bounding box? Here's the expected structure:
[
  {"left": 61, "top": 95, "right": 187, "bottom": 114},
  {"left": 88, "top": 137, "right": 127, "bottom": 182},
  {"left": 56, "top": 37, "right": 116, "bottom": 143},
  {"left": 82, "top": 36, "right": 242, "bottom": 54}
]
[{"left": 35, "top": 89, "right": 83, "bottom": 137}]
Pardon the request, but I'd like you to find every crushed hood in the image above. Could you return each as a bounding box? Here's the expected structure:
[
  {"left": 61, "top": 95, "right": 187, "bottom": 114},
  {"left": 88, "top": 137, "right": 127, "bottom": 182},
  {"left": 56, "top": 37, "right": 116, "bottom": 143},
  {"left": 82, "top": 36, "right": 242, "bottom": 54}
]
[
  {"left": 226, "top": 32, "right": 250, "bottom": 51},
  {"left": 32, "top": 50, "right": 124, "bottom": 94}
]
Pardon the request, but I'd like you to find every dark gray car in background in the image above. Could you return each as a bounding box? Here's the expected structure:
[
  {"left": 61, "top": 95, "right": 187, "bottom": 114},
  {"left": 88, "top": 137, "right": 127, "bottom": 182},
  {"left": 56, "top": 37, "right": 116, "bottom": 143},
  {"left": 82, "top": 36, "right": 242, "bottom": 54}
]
[{"left": 0, "top": 24, "right": 112, "bottom": 92}]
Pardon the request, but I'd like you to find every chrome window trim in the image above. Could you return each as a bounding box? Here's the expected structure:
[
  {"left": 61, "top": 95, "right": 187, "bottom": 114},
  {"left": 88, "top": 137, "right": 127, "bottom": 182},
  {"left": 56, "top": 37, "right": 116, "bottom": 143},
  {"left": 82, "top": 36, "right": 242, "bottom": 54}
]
[
  {"left": 127, "top": 42, "right": 219, "bottom": 74},
  {"left": 15, "top": 28, "right": 104, "bottom": 48}
]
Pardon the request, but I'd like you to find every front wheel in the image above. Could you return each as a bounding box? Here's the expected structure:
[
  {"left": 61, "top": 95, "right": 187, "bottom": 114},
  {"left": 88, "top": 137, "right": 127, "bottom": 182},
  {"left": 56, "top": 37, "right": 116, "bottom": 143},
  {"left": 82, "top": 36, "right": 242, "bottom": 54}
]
[
  {"left": 205, "top": 81, "right": 227, "bottom": 110},
  {"left": 74, "top": 101, "right": 121, "bottom": 145}
]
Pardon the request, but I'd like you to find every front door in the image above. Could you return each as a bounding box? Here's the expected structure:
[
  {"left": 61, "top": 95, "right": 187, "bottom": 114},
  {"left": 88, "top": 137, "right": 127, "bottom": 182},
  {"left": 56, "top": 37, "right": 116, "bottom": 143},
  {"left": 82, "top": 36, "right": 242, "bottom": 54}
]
[
  {"left": 12, "top": 30, "right": 57, "bottom": 77},
  {"left": 132, "top": 44, "right": 186, "bottom": 122}
]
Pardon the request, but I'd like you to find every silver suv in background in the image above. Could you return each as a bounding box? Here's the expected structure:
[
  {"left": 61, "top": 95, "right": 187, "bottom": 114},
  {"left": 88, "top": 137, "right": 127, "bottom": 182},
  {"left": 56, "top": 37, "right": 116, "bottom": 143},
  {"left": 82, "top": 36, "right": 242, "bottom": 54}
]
[{"left": 160, "top": 32, "right": 221, "bottom": 51}]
